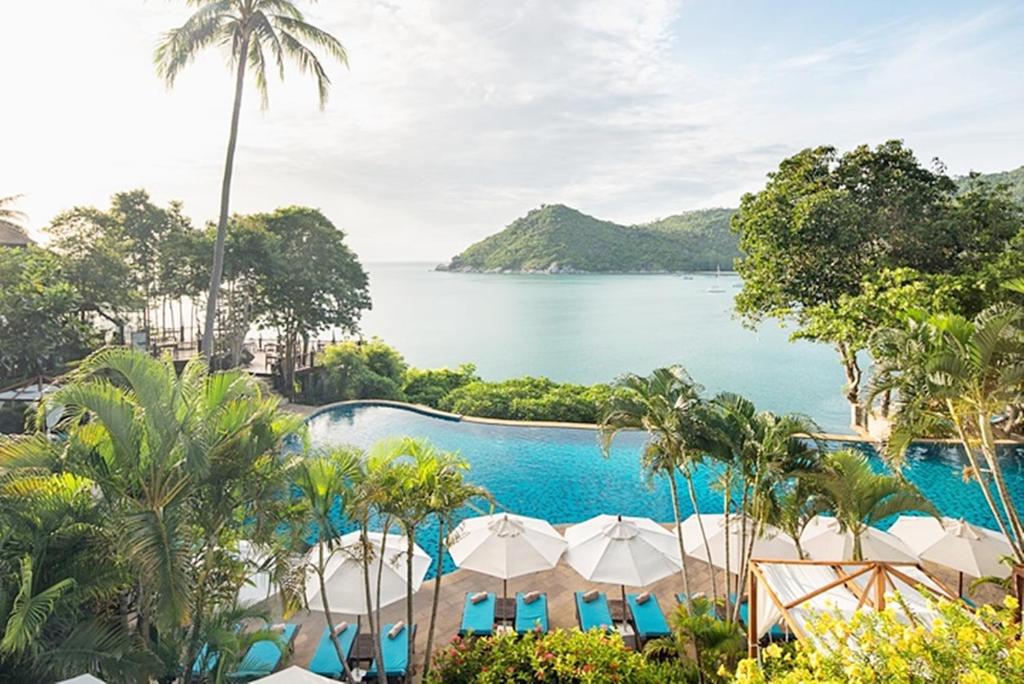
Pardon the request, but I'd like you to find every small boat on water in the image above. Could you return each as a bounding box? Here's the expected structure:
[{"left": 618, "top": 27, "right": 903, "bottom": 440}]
[{"left": 706, "top": 266, "right": 726, "bottom": 293}]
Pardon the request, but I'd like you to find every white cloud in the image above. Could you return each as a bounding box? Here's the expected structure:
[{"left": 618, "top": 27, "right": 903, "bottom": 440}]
[{"left": 0, "top": 1, "right": 1021, "bottom": 261}]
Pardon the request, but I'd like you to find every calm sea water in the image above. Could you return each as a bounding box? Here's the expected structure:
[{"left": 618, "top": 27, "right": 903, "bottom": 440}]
[
  {"left": 307, "top": 403, "right": 1024, "bottom": 579},
  {"left": 357, "top": 263, "right": 851, "bottom": 431}
]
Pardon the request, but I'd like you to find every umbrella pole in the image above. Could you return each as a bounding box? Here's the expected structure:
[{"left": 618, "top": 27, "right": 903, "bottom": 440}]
[
  {"left": 621, "top": 584, "right": 626, "bottom": 626},
  {"left": 958, "top": 572, "right": 964, "bottom": 598}
]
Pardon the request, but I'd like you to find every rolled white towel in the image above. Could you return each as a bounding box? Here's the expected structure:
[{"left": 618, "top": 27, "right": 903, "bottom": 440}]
[{"left": 387, "top": 622, "right": 405, "bottom": 639}]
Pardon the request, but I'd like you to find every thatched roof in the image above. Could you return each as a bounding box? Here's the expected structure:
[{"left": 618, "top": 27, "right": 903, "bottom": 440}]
[{"left": 0, "top": 222, "right": 34, "bottom": 247}]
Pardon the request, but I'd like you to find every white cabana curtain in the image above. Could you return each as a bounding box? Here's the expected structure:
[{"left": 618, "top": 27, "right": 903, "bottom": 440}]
[{"left": 754, "top": 563, "right": 950, "bottom": 643}]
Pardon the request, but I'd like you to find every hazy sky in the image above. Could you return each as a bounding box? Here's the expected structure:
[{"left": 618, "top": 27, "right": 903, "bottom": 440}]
[{"left": 2, "top": 1, "right": 1022, "bottom": 261}]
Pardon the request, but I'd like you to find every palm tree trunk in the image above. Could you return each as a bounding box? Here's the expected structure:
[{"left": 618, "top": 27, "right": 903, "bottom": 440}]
[
  {"left": 684, "top": 472, "right": 718, "bottom": 603},
  {"left": 318, "top": 543, "right": 356, "bottom": 683},
  {"left": 405, "top": 530, "right": 415, "bottom": 675},
  {"left": 360, "top": 526, "right": 385, "bottom": 677},
  {"left": 948, "top": 403, "right": 1018, "bottom": 556},
  {"left": 979, "top": 417, "right": 1024, "bottom": 558},
  {"left": 202, "top": 33, "right": 250, "bottom": 360},
  {"left": 668, "top": 473, "right": 691, "bottom": 597},
  {"left": 722, "top": 468, "right": 733, "bottom": 618},
  {"left": 423, "top": 523, "right": 446, "bottom": 678},
  {"left": 373, "top": 520, "right": 392, "bottom": 672}
]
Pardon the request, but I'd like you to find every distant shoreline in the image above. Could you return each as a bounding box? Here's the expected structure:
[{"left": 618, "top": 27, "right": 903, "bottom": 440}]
[{"left": 435, "top": 264, "right": 738, "bottom": 275}]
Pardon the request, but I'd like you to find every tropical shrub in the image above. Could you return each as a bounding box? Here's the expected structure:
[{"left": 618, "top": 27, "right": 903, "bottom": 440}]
[
  {"left": 733, "top": 597, "right": 1024, "bottom": 684},
  {"left": 0, "top": 403, "right": 29, "bottom": 434},
  {"left": 440, "top": 377, "right": 618, "bottom": 423},
  {"left": 312, "top": 338, "right": 408, "bottom": 403},
  {"left": 425, "top": 629, "right": 694, "bottom": 683},
  {"left": 402, "top": 363, "right": 480, "bottom": 406}
]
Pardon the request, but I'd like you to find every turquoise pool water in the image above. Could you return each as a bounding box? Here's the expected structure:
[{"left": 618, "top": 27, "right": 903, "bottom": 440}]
[{"left": 307, "top": 403, "right": 1024, "bottom": 579}]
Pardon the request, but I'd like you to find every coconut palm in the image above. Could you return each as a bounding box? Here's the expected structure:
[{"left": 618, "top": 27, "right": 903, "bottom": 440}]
[
  {"left": 16, "top": 347, "right": 301, "bottom": 681},
  {"left": 155, "top": 1, "right": 347, "bottom": 359},
  {"left": 422, "top": 457, "right": 490, "bottom": 677},
  {"left": 804, "top": 449, "right": 938, "bottom": 561},
  {"left": 292, "top": 449, "right": 364, "bottom": 684},
  {"left": 870, "top": 301, "right": 1024, "bottom": 562},
  {"left": 600, "top": 367, "right": 713, "bottom": 601}
]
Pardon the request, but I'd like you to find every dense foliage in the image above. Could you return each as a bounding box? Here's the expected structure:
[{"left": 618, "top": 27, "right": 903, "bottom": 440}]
[
  {"left": 734, "top": 598, "right": 1024, "bottom": 683},
  {"left": 304, "top": 339, "right": 620, "bottom": 423},
  {"left": 733, "top": 141, "right": 1023, "bottom": 408},
  {"left": 443, "top": 204, "right": 739, "bottom": 273},
  {"left": 426, "top": 629, "right": 693, "bottom": 683},
  {"left": 0, "top": 247, "right": 95, "bottom": 382}
]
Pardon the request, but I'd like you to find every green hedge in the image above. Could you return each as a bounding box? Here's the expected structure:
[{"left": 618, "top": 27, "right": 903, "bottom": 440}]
[{"left": 302, "top": 339, "right": 620, "bottom": 423}]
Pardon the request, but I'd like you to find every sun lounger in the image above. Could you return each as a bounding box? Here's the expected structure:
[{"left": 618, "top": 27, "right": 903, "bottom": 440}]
[
  {"left": 626, "top": 593, "right": 671, "bottom": 643},
  {"left": 309, "top": 623, "right": 358, "bottom": 678},
  {"left": 366, "top": 623, "right": 416, "bottom": 683},
  {"left": 574, "top": 591, "right": 615, "bottom": 633},
  {"left": 192, "top": 624, "right": 242, "bottom": 678},
  {"left": 459, "top": 592, "right": 496, "bottom": 637},
  {"left": 230, "top": 623, "right": 299, "bottom": 680},
  {"left": 514, "top": 592, "right": 549, "bottom": 634}
]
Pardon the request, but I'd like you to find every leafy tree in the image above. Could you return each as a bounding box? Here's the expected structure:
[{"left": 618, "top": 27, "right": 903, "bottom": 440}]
[
  {"left": 250, "top": 207, "right": 370, "bottom": 395},
  {"left": 802, "top": 449, "right": 937, "bottom": 560},
  {"left": 0, "top": 247, "right": 95, "bottom": 383},
  {"left": 869, "top": 298, "right": 1024, "bottom": 562},
  {"left": 733, "top": 140, "right": 1022, "bottom": 412},
  {"left": 645, "top": 599, "right": 745, "bottom": 684},
  {"left": 156, "top": 0, "right": 348, "bottom": 360}
]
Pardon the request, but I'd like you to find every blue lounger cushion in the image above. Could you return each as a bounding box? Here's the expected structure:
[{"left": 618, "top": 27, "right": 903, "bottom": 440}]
[
  {"left": 193, "top": 624, "right": 242, "bottom": 675},
  {"left": 626, "top": 593, "right": 671, "bottom": 639},
  {"left": 459, "top": 592, "right": 496, "bottom": 636},
  {"left": 232, "top": 623, "right": 299, "bottom": 678},
  {"left": 575, "top": 592, "right": 614, "bottom": 633},
  {"left": 367, "top": 623, "right": 416, "bottom": 678},
  {"left": 515, "top": 592, "right": 549, "bottom": 634},
  {"left": 309, "top": 623, "right": 358, "bottom": 678}
]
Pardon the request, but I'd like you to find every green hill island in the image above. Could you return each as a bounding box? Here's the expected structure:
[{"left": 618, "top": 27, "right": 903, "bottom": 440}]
[{"left": 438, "top": 204, "right": 740, "bottom": 274}]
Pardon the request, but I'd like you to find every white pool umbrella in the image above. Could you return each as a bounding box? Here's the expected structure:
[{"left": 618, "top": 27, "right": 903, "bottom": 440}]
[
  {"left": 679, "top": 513, "right": 799, "bottom": 571},
  {"left": 251, "top": 666, "right": 336, "bottom": 683},
  {"left": 56, "top": 676, "right": 105, "bottom": 684},
  {"left": 888, "top": 516, "right": 1012, "bottom": 595},
  {"left": 566, "top": 514, "right": 682, "bottom": 606},
  {"left": 801, "top": 516, "right": 917, "bottom": 562},
  {"left": 305, "top": 531, "right": 431, "bottom": 615},
  {"left": 448, "top": 513, "right": 567, "bottom": 600}
]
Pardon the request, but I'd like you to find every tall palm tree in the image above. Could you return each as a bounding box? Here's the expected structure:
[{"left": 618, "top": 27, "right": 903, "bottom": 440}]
[
  {"left": 600, "top": 367, "right": 714, "bottom": 602},
  {"left": 421, "top": 458, "right": 490, "bottom": 678},
  {"left": 155, "top": 1, "right": 347, "bottom": 359},
  {"left": 292, "top": 449, "right": 363, "bottom": 684},
  {"left": 805, "top": 449, "right": 937, "bottom": 560},
  {"left": 870, "top": 301, "right": 1024, "bottom": 562}
]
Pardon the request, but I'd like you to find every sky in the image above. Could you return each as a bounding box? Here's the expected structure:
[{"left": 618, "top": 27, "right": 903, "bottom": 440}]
[{"left": 1, "top": 0, "right": 1023, "bottom": 262}]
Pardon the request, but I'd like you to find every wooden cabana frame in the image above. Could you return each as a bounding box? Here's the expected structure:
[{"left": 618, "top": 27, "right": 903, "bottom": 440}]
[{"left": 747, "top": 559, "right": 960, "bottom": 658}]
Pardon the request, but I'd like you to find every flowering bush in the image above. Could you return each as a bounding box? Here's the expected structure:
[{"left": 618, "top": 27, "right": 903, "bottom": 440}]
[
  {"left": 734, "top": 596, "right": 1024, "bottom": 683},
  {"left": 425, "top": 628, "right": 695, "bottom": 683}
]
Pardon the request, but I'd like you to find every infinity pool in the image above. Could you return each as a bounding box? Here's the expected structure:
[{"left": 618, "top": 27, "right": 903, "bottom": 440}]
[{"left": 306, "top": 402, "right": 1024, "bottom": 579}]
